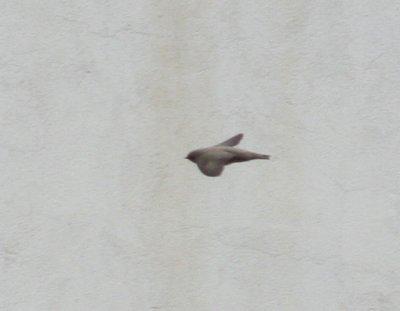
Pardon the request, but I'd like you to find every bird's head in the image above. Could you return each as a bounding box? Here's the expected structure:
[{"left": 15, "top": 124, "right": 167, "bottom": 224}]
[{"left": 185, "top": 151, "right": 198, "bottom": 163}]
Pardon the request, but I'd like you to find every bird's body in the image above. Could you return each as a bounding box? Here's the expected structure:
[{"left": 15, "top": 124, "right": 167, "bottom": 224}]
[{"left": 186, "top": 134, "right": 270, "bottom": 177}]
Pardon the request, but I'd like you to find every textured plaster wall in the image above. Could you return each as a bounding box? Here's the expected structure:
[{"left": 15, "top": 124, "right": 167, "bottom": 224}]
[{"left": 1, "top": 1, "right": 400, "bottom": 310}]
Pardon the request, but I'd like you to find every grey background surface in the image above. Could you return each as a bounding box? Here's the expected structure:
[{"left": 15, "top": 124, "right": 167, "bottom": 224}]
[{"left": 1, "top": 1, "right": 400, "bottom": 310}]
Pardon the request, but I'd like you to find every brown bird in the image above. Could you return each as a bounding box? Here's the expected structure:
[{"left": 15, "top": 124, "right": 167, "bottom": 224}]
[{"left": 186, "top": 133, "right": 270, "bottom": 177}]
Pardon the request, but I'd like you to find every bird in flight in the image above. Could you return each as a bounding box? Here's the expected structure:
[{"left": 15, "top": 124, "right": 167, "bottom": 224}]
[{"left": 186, "top": 133, "right": 270, "bottom": 177}]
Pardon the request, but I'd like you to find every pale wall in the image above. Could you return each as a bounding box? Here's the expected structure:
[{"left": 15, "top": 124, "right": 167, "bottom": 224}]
[{"left": 1, "top": 1, "right": 400, "bottom": 310}]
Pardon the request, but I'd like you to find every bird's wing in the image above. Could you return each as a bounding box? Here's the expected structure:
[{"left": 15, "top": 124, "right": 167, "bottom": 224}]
[
  {"left": 197, "top": 157, "right": 224, "bottom": 177},
  {"left": 215, "top": 133, "right": 243, "bottom": 147}
]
